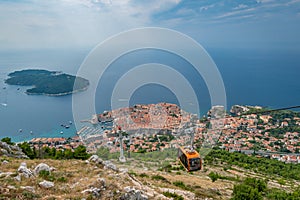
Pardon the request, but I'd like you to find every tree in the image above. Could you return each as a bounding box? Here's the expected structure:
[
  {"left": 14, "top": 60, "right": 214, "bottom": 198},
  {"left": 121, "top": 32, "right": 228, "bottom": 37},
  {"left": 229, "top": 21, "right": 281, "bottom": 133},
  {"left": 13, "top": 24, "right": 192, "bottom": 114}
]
[
  {"left": 231, "top": 178, "right": 266, "bottom": 200},
  {"left": 208, "top": 172, "right": 219, "bottom": 182},
  {"left": 42, "top": 146, "right": 51, "bottom": 158},
  {"left": 1, "top": 137, "right": 15, "bottom": 145},
  {"left": 55, "top": 150, "right": 64, "bottom": 159},
  {"left": 73, "top": 145, "right": 90, "bottom": 160},
  {"left": 64, "top": 149, "right": 74, "bottom": 159},
  {"left": 49, "top": 147, "right": 56, "bottom": 158},
  {"left": 231, "top": 184, "right": 263, "bottom": 200},
  {"left": 18, "top": 142, "right": 36, "bottom": 159},
  {"left": 243, "top": 178, "right": 267, "bottom": 193}
]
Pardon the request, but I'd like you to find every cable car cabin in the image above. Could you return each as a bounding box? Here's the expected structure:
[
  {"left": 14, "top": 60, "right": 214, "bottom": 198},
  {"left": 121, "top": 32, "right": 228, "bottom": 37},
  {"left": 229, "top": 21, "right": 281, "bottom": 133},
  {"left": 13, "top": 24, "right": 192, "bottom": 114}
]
[{"left": 178, "top": 146, "right": 201, "bottom": 171}]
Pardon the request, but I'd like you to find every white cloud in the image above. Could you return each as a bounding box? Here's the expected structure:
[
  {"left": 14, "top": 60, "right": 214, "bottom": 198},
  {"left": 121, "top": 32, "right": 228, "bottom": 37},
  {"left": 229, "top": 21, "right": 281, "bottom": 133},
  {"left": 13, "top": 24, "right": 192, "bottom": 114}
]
[
  {"left": 200, "top": 3, "right": 216, "bottom": 12},
  {"left": 214, "top": 7, "right": 257, "bottom": 20},
  {"left": 0, "top": 0, "right": 183, "bottom": 49},
  {"left": 0, "top": 0, "right": 299, "bottom": 50},
  {"left": 233, "top": 4, "right": 248, "bottom": 10}
]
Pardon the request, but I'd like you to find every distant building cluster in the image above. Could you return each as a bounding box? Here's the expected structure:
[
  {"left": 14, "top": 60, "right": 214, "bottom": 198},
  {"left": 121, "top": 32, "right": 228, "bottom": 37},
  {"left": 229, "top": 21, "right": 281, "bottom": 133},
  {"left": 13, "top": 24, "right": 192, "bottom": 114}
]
[
  {"left": 28, "top": 136, "right": 82, "bottom": 151},
  {"left": 27, "top": 103, "right": 300, "bottom": 163}
]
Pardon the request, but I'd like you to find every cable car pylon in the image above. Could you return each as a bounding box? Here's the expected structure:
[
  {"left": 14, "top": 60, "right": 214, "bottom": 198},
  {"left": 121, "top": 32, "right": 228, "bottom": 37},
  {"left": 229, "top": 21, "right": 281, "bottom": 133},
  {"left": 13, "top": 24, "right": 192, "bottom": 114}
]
[{"left": 117, "top": 126, "right": 126, "bottom": 163}]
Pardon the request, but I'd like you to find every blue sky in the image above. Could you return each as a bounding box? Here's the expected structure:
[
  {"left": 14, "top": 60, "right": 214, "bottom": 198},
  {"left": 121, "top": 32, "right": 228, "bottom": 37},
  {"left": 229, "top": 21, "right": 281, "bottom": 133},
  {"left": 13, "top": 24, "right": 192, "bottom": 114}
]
[{"left": 1, "top": 0, "right": 300, "bottom": 50}]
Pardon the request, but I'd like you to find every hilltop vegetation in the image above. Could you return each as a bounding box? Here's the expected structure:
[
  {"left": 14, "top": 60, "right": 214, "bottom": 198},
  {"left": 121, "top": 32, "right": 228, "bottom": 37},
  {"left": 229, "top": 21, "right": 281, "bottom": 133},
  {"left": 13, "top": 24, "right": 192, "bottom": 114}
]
[
  {"left": 5, "top": 69, "right": 89, "bottom": 96},
  {"left": 1, "top": 138, "right": 300, "bottom": 199},
  {"left": 205, "top": 149, "right": 300, "bottom": 180},
  {"left": 18, "top": 142, "right": 90, "bottom": 160}
]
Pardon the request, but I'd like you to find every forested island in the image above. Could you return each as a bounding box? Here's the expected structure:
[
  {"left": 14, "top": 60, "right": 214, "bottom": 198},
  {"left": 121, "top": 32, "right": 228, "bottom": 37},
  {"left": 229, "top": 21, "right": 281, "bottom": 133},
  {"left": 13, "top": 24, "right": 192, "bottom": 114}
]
[{"left": 5, "top": 69, "right": 89, "bottom": 96}]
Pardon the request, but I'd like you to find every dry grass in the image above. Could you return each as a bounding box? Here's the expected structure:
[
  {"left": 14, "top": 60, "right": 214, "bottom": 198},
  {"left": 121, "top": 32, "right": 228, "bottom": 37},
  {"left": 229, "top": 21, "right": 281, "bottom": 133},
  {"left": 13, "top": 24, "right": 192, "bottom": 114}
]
[
  {"left": 2, "top": 154, "right": 290, "bottom": 200},
  {"left": 118, "top": 159, "right": 235, "bottom": 199},
  {"left": 0, "top": 157, "right": 133, "bottom": 200}
]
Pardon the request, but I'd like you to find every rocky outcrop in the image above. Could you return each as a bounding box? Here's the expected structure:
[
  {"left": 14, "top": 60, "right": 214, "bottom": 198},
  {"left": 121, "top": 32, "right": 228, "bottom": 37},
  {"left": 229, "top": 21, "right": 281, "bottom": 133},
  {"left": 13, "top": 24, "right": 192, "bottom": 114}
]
[
  {"left": 0, "top": 141, "right": 28, "bottom": 159},
  {"left": 81, "top": 187, "right": 102, "bottom": 197},
  {"left": 88, "top": 155, "right": 103, "bottom": 165},
  {"left": 81, "top": 177, "right": 106, "bottom": 198},
  {"left": 230, "top": 105, "right": 250, "bottom": 115},
  {"left": 2, "top": 160, "right": 9, "bottom": 165},
  {"left": 17, "top": 162, "right": 34, "bottom": 178},
  {"left": 20, "top": 186, "right": 35, "bottom": 193},
  {"left": 103, "top": 160, "right": 118, "bottom": 171},
  {"left": 121, "top": 186, "right": 148, "bottom": 200},
  {"left": 207, "top": 105, "right": 225, "bottom": 119},
  {"left": 33, "top": 163, "right": 52, "bottom": 176},
  {"left": 39, "top": 180, "right": 54, "bottom": 189}
]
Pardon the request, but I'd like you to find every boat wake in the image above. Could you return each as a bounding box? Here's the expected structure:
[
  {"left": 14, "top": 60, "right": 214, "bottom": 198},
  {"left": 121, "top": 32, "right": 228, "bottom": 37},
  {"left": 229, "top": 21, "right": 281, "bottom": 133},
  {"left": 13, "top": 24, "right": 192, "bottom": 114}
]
[{"left": 1, "top": 103, "right": 7, "bottom": 107}]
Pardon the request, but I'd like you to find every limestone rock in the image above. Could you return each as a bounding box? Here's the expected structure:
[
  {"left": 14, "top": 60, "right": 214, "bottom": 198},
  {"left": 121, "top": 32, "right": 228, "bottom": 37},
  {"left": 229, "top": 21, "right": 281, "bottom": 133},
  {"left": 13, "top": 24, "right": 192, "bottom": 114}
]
[
  {"left": 121, "top": 186, "right": 148, "bottom": 200},
  {"left": 14, "top": 175, "right": 21, "bottom": 182},
  {"left": 97, "top": 178, "right": 106, "bottom": 189},
  {"left": 119, "top": 168, "right": 128, "bottom": 174},
  {"left": 2, "top": 160, "right": 9, "bottom": 165},
  {"left": 103, "top": 160, "right": 117, "bottom": 171},
  {"left": 7, "top": 185, "right": 16, "bottom": 190},
  {"left": 81, "top": 187, "right": 101, "bottom": 197},
  {"left": 0, "top": 172, "right": 14, "bottom": 178},
  {"left": 20, "top": 162, "right": 27, "bottom": 167},
  {"left": 18, "top": 162, "right": 34, "bottom": 178},
  {"left": 39, "top": 180, "right": 54, "bottom": 189},
  {"left": 88, "top": 155, "right": 103, "bottom": 165},
  {"left": 34, "top": 163, "right": 51, "bottom": 176},
  {"left": 1, "top": 148, "right": 8, "bottom": 155},
  {"left": 21, "top": 186, "right": 35, "bottom": 193},
  {"left": 0, "top": 141, "right": 28, "bottom": 159},
  {"left": 0, "top": 142, "right": 11, "bottom": 152}
]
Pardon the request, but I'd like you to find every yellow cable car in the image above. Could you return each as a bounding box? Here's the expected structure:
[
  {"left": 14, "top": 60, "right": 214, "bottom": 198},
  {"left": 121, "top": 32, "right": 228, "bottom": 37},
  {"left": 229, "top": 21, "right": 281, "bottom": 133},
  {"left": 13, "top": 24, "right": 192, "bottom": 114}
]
[{"left": 178, "top": 146, "right": 202, "bottom": 171}]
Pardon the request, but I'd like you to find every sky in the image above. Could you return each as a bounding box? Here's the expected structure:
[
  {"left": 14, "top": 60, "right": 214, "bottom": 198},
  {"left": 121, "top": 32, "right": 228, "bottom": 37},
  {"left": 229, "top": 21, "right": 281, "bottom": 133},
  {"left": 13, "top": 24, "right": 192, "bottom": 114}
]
[{"left": 1, "top": 0, "right": 300, "bottom": 50}]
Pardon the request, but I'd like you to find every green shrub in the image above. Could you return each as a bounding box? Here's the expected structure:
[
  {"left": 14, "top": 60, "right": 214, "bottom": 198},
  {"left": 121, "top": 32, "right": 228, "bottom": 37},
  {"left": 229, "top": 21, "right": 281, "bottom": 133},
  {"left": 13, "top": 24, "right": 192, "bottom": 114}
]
[
  {"left": 128, "top": 171, "right": 137, "bottom": 176},
  {"left": 39, "top": 170, "right": 55, "bottom": 181},
  {"left": 1, "top": 137, "right": 15, "bottom": 145},
  {"left": 57, "top": 176, "right": 67, "bottom": 182},
  {"left": 22, "top": 191, "right": 41, "bottom": 199},
  {"left": 163, "top": 191, "right": 184, "bottom": 200},
  {"left": 173, "top": 181, "right": 186, "bottom": 189},
  {"left": 39, "top": 170, "right": 50, "bottom": 178},
  {"left": 231, "top": 178, "right": 267, "bottom": 200},
  {"left": 151, "top": 175, "right": 168, "bottom": 182},
  {"left": 139, "top": 173, "right": 149, "bottom": 178},
  {"left": 208, "top": 172, "right": 219, "bottom": 182}
]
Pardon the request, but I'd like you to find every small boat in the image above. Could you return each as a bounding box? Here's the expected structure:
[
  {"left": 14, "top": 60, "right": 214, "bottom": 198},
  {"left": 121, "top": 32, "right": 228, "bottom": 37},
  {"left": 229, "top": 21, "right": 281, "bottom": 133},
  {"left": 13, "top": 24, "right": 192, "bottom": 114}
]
[
  {"left": 30, "top": 131, "right": 33, "bottom": 135},
  {"left": 65, "top": 125, "right": 70, "bottom": 129},
  {"left": 19, "top": 129, "right": 23, "bottom": 133},
  {"left": 69, "top": 121, "right": 72, "bottom": 124},
  {"left": 1, "top": 103, "right": 7, "bottom": 107},
  {"left": 60, "top": 131, "right": 63, "bottom": 134},
  {"left": 17, "top": 88, "right": 20, "bottom": 91}
]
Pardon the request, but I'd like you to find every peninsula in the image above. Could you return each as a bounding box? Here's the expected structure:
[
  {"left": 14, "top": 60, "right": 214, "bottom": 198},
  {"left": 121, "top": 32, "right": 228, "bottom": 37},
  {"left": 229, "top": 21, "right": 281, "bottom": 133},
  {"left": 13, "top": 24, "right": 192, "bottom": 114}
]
[{"left": 5, "top": 69, "right": 89, "bottom": 96}]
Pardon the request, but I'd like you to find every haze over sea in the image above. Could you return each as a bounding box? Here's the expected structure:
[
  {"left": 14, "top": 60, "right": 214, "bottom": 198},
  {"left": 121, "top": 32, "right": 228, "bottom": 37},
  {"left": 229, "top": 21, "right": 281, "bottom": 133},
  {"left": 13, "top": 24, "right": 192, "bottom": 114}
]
[{"left": 0, "top": 47, "right": 299, "bottom": 142}]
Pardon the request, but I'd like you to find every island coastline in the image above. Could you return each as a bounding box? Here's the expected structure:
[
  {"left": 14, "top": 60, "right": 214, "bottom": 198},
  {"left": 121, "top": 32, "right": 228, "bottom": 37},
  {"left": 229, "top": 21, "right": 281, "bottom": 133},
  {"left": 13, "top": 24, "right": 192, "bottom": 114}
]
[{"left": 5, "top": 69, "right": 89, "bottom": 97}]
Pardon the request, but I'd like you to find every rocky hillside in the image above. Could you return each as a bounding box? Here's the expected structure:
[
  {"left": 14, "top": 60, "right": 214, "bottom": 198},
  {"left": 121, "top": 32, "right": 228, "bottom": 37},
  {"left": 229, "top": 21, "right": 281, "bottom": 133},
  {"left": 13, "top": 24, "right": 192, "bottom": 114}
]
[
  {"left": 0, "top": 154, "right": 233, "bottom": 200},
  {"left": 1, "top": 150, "right": 299, "bottom": 199},
  {"left": 0, "top": 141, "right": 28, "bottom": 159}
]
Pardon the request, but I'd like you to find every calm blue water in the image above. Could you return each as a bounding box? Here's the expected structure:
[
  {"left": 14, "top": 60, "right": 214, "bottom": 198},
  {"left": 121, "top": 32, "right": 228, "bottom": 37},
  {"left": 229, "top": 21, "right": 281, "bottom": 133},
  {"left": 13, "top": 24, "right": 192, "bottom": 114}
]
[{"left": 0, "top": 47, "right": 299, "bottom": 142}]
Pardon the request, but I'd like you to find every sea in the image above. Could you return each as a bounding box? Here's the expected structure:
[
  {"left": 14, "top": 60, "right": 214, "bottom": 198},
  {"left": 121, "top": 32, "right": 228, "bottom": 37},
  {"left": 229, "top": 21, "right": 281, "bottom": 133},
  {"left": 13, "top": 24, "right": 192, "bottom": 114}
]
[{"left": 0, "top": 47, "right": 300, "bottom": 142}]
